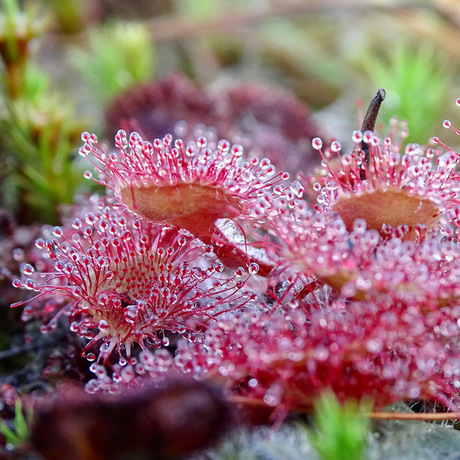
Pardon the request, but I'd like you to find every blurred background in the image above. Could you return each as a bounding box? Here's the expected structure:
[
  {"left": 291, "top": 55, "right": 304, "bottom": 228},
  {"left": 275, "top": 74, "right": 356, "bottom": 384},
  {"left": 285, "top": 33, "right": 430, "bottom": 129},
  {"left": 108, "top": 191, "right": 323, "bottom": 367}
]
[{"left": 2, "top": 0, "right": 460, "bottom": 225}]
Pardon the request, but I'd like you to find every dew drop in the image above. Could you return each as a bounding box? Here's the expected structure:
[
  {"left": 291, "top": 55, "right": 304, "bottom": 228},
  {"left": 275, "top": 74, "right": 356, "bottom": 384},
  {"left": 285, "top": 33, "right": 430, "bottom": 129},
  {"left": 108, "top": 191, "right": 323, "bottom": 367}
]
[
  {"left": 85, "top": 380, "right": 99, "bottom": 394},
  {"left": 78, "top": 147, "right": 89, "bottom": 157},
  {"left": 263, "top": 385, "right": 282, "bottom": 407},
  {"left": 12, "top": 248, "right": 24, "bottom": 261},
  {"left": 52, "top": 226, "right": 63, "bottom": 237},
  {"left": 231, "top": 144, "right": 244, "bottom": 157},
  {"left": 89, "top": 363, "right": 100, "bottom": 373},
  {"left": 313, "top": 183, "right": 322, "bottom": 192},
  {"left": 352, "top": 130, "right": 363, "bottom": 143},
  {"left": 12, "top": 279, "right": 22, "bottom": 289},
  {"left": 174, "top": 121, "right": 187, "bottom": 137},
  {"left": 24, "top": 279, "right": 35, "bottom": 290},
  {"left": 366, "top": 339, "right": 382, "bottom": 353},
  {"left": 280, "top": 172, "right": 289, "bottom": 181},
  {"left": 21, "top": 264, "right": 34, "bottom": 276},
  {"left": 21, "top": 306, "right": 32, "bottom": 320},
  {"left": 289, "top": 180, "right": 304, "bottom": 198},
  {"left": 248, "top": 263, "right": 259, "bottom": 274},
  {"left": 218, "top": 139, "right": 230, "bottom": 154},
  {"left": 331, "top": 140, "right": 341, "bottom": 152},
  {"left": 353, "top": 218, "right": 367, "bottom": 234},
  {"left": 362, "top": 130, "right": 373, "bottom": 144},
  {"left": 197, "top": 136, "right": 207, "bottom": 148},
  {"left": 312, "top": 137, "right": 323, "bottom": 150},
  {"left": 35, "top": 238, "right": 45, "bottom": 250}
]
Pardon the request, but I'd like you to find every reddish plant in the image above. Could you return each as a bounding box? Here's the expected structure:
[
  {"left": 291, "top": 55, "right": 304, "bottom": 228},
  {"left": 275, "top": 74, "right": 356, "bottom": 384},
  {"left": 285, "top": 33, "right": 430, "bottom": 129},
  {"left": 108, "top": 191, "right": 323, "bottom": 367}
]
[
  {"left": 85, "top": 299, "right": 460, "bottom": 415},
  {"left": 79, "top": 131, "right": 295, "bottom": 239},
  {"left": 13, "top": 199, "right": 256, "bottom": 364},
  {"left": 309, "top": 129, "right": 460, "bottom": 240},
  {"left": 268, "top": 209, "right": 460, "bottom": 307},
  {"left": 11, "top": 89, "right": 460, "bottom": 420},
  {"left": 79, "top": 130, "right": 301, "bottom": 276}
]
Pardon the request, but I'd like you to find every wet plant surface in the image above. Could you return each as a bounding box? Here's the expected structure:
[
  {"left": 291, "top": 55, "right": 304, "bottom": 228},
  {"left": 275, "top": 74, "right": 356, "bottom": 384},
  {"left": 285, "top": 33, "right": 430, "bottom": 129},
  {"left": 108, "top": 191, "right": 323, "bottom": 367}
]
[{"left": 3, "top": 1, "right": 460, "bottom": 459}]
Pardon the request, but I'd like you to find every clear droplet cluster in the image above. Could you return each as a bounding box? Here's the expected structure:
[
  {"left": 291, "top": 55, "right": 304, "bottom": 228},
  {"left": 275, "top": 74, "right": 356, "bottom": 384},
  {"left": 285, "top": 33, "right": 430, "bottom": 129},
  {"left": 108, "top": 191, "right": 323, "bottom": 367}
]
[
  {"left": 13, "top": 198, "right": 256, "bottom": 363},
  {"left": 79, "top": 130, "right": 294, "bottom": 223},
  {"left": 85, "top": 300, "right": 460, "bottom": 410},
  {"left": 12, "top": 110, "right": 460, "bottom": 415},
  {"left": 268, "top": 210, "right": 460, "bottom": 308},
  {"left": 311, "top": 130, "right": 460, "bottom": 235}
]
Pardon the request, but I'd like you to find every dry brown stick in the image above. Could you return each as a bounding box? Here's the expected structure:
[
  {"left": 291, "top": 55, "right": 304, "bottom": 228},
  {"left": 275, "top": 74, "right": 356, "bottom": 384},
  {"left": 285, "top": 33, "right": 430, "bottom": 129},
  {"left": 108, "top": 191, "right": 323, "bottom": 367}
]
[
  {"left": 359, "top": 88, "right": 386, "bottom": 179},
  {"left": 361, "top": 89, "right": 387, "bottom": 136},
  {"left": 229, "top": 395, "right": 460, "bottom": 421}
]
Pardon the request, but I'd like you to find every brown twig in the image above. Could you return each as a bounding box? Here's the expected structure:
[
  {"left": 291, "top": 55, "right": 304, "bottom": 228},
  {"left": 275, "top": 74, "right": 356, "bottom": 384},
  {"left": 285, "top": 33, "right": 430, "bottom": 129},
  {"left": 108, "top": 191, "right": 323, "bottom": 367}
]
[
  {"left": 369, "top": 411, "right": 460, "bottom": 420},
  {"left": 361, "top": 89, "right": 386, "bottom": 135},
  {"left": 228, "top": 395, "right": 460, "bottom": 421},
  {"left": 359, "top": 88, "right": 386, "bottom": 179}
]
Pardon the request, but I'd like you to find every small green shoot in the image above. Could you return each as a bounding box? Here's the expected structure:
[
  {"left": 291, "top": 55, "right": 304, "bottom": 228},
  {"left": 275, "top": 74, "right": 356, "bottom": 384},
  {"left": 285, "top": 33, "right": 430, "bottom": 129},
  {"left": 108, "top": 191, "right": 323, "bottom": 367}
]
[
  {"left": 0, "top": 64, "right": 95, "bottom": 223},
  {"left": 0, "top": 399, "right": 31, "bottom": 449},
  {"left": 41, "top": 0, "right": 86, "bottom": 34},
  {"left": 72, "top": 21, "right": 155, "bottom": 103},
  {"left": 0, "top": 0, "right": 46, "bottom": 98},
  {"left": 307, "top": 392, "right": 371, "bottom": 460},
  {"left": 366, "top": 43, "right": 451, "bottom": 144}
]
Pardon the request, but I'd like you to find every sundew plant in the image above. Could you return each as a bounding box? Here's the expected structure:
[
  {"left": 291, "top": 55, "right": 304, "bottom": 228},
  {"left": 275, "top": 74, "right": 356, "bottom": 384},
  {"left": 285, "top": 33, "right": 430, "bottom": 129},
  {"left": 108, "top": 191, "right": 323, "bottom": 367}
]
[
  {"left": 12, "top": 86, "right": 460, "bottom": 425},
  {"left": 4, "top": 1, "right": 460, "bottom": 459}
]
